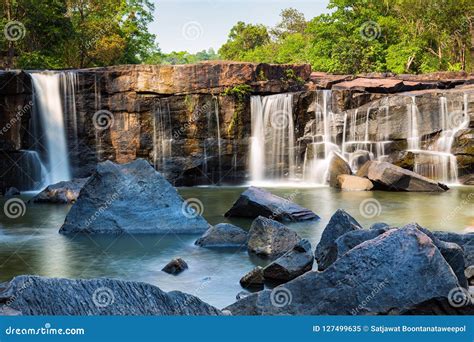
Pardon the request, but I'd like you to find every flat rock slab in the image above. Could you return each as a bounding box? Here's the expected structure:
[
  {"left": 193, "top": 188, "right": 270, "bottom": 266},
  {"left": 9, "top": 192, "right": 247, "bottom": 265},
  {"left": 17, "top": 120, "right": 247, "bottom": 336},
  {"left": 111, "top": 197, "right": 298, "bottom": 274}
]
[
  {"left": 225, "top": 186, "right": 318, "bottom": 222},
  {"left": 337, "top": 175, "right": 373, "bottom": 191},
  {"left": 225, "top": 227, "right": 460, "bottom": 315},
  {"left": 59, "top": 159, "right": 209, "bottom": 234},
  {"left": 328, "top": 153, "right": 352, "bottom": 188},
  {"left": 195, "top": 223, "right": 248, "bottom": 248},
  {"left": 357, "top": 160, "right": 448, "bottom": 192},
  {"left": 0, "top": 275, "right": 221, "bottom": 315},
  {"left": 30, "top": 178, "right": 88, "bottom": 204}
]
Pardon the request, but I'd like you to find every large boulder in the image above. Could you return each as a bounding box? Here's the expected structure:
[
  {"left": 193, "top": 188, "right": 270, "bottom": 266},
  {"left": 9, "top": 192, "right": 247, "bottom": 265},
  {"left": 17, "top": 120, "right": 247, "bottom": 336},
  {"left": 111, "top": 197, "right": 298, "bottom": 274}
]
[
  {"left": 59, "top": 159, "right": 210, "bottom": 234},
  {"left": 195, "top": 223, "right": 248, "bottom": 248},
  {"left": 224, "top": 186, "right": 318, "bottom": 222},
  {"left": 314, "top": 209, "right": 363, "bottom": 271},
  {"left": 30, "top": 178, "right": 88, "bottom": 204},
  {"left": 225, "top": 227, "right": 461, "bottom": 315},
  {"left": 263, "top": 239, "right": 314, "bottom": 282},
  {"left": 336, "top": 175, "right": 373, "bottom": 191},
  {"left": 356, "top": 160, "right": 448, "bottom": 192},
  {"left": 328, "top": 152, "right": 352, "bottom": 187},
  {"left": 433, "top": 231, "right": 474, "bottom": 267},
  {"left": 0, "top": 275, "right": 221, "bottom": 315},
  {"left": 334, "top": 226, "right": 393, "bottom": 258},
  {"left": 247, "top": 216, "right": 301, "bottom": 259}
]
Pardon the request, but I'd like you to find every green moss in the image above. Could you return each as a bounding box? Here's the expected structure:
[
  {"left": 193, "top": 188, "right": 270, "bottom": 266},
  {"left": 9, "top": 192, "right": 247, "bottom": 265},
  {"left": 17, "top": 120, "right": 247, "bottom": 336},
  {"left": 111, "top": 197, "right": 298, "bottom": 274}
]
[{"left": 222, "top": 84, "right": 252, "bottom": 136}]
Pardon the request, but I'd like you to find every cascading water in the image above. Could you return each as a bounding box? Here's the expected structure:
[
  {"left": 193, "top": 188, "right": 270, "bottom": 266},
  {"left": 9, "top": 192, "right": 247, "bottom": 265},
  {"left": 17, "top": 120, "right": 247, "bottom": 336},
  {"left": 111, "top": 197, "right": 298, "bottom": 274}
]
[
  {"left": 250, "top": 93, "right": 295, "bottom": 183},
  {"left": 30, "top": 72, "right": 73, "bottom": 186},
  {"left": 409, "top": 95, "right": 469, "bottom": 184},
  {"left": 152, "top": 98, "right": 173, "bottom": 171}
]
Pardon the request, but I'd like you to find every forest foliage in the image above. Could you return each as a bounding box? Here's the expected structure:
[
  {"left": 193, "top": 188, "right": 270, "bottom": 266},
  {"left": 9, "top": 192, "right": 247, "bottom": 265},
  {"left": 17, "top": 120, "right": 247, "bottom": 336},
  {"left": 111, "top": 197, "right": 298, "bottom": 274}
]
[{"left": 1, "top": 0, "right": 473, "bottom": 73}]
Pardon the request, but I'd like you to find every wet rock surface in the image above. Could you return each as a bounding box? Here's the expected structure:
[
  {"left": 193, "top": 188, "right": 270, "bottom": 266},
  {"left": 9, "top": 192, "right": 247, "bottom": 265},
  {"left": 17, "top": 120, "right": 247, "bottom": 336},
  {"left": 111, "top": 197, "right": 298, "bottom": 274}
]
[
  {"left": 0, "top": 275, "right": 221, "bottom": 315},
  {"left": 162, "top": 258, "right": 189, "bottom": 275},
  {"left": 240, "top": 267, "right": 264, "bottom": 290},
  {"left": 59, "top": 159, "right": 210, "bottom": 234},
  {"left": 195, "top": 223, "right": 248, "bottom": 248},
  {"left": 225, "top": 186, "right": 318, "bottom": 222},
  {"left": 30, "top": 178, "right": 88, "bottom": 204}
]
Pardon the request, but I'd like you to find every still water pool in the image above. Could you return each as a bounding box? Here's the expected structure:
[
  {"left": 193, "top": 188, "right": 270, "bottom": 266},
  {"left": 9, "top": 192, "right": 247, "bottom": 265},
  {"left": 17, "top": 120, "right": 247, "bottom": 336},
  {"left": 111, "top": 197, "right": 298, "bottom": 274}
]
[{"left": 0, "top": 186, "right": 472, "bottom": 309}]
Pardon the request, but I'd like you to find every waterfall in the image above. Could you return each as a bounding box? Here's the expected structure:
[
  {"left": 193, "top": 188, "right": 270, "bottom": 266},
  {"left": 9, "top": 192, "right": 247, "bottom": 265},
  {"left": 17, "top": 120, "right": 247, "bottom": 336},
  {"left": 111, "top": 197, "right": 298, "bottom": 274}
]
[
  {"left": 152, "top": 98, "right": 173, "bottom": 170},
  {"left": 411, "top": 95, "right": 469, "bottom": 184},
  {"left": 407, "top": 96, "right": 420, "bottom": 151},
  {"left": 250, "top": 93, "right": 295, "bottom": 183},
  {"left": 30, "top": 72, "right": 72, "bottom": 186},
  {"left": 303, "top": 90, "right": 340, "bottom": 184}
]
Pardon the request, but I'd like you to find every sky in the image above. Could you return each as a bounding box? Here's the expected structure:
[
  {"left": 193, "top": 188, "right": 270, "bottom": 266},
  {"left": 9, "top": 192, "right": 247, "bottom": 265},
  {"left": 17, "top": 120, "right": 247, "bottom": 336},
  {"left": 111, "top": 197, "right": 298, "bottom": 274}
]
[{"left": 150, "top": 0, "right": 330, "bottom": 54}]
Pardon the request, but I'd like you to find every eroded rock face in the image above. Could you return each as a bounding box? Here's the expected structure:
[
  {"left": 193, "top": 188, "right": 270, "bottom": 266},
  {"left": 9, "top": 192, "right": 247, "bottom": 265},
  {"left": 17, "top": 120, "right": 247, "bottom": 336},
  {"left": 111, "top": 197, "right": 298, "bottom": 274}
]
[
  {"left": 263, "top": 239, "right": 314, "bottom": 282},
  {"left": 59, "top": 159, "right": 210, "bottom": 234},
  {"left": 0, "top": 275, "right": 221, "bottom": 315},
  {"left": 195, "top": 223, "right": 248, "bottom": 248},
  {"left": 247, "top": 216, "right": 301, "bottom": 259},
  {"left": 357, "top": 160, "right": 448, "bottom": 191},
  {"left": 328, "top": 153, "right": 352, "bottom": 187},
  {"left": 225, "top": 186, "right": 318, "bottom": 222},
  {"left": 314, "top": 209, "right": 363, "bottom": 271},
  {"left": 30, "top": 178, "right": 88, "bottom": 204},
  {"left": 225, "top": 227, "right": 461, "bottom": 315}
]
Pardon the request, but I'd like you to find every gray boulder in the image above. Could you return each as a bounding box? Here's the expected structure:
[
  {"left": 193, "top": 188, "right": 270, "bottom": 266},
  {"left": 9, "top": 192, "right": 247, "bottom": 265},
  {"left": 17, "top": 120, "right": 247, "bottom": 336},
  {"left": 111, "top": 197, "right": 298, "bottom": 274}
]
[
  {"left": 400, "top": 297, "right": 474, "bottom": 315},
  {"left": 30, "top": 178, "right": 88, "bottom": 204},
  {"left": 328, "top": 152, "right": 352, "bottom": 187},
  {"left": 263, "top": 239, "right": 314, "bottom": 282},
  {"left": 240, "top": 267, "right": 264, "bottom": 290},
  {"left": 195, "top": 223, "right": 247, "bottom": 248},
  {"left": 335, "top": 226, "right": 393, "bottom": 258},
  {"left": 433, "top": 231, "right": 474, "bottom": 267},
  {"left": 247, "top": 216, "right": 301, "bottom": 259},
  {"left": 314, "top": 209, "right": 363, "bottom": 271},
  {"left": 225, "top": 227, "right": 460, "bottom": 315},
  {"left": 59, "top": 159, "right": 209, "bottom": 234},
  {"left": 356, "top": 160, "right": 448, "bottom": 192},
  {"left": 0, "top": 275, "right": 221, "bottom": 315},
  {"left": 162, "top": 258, "right": 188, "bottom": 275},
  {"left": 224, "top": 186, "right": 318, "bottom": 222}
]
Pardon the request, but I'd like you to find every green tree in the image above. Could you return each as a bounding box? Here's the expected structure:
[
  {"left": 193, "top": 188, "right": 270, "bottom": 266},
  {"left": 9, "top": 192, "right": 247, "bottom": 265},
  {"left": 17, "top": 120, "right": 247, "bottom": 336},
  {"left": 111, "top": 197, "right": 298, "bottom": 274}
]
[{"left": 218, "top": 21, "right": 270, "bottom": 60}]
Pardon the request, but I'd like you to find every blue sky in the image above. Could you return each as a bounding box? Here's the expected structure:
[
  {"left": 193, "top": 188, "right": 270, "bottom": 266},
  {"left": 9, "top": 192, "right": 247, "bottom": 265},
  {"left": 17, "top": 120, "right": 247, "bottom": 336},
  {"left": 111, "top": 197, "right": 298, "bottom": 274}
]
[{"left": 150, "top": 0, "right": 330, "bottom": 53}]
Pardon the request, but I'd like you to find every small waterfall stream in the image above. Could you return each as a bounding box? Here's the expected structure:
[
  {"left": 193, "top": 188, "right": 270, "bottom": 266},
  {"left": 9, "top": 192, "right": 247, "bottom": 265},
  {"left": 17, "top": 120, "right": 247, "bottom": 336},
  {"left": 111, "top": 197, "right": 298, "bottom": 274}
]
[
  {"left": 30, "top": 72, "right": 74, "bottom": 187},
  {"left": 250, "top": 93, "right": 295, "bottom": 183}
]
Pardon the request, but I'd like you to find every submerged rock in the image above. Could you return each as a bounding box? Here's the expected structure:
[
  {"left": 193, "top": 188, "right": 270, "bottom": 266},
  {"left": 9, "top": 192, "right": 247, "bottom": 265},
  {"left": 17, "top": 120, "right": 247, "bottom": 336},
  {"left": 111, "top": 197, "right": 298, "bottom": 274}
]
[
  {"left": 263, "top": 239, "right": 314, "bottom": 282},
  {"left": 247, "top": 216, "right": 301, "bottom": 259},
  {"left": 30, "top": 178, "right": 88, "bottom": 204},
  {"left": 224, "top": 186, "right": 318, "bottom": 222},
  {"left": 59, "top": 159, "right": 209, "bottom": 234},
  {"left": 240, "top": 267, "right": 264, "bottom": 290},
  {"left": 162, "top": 258, "right": 188, "bottom": 275},
  {"left": 328, "top": 153, "right": 352, "bottom": 187},
  {"left": 314, "top": 209, "right": 363, "bottom": 271},
  {"left": 336, "top": 175, "right": 373, "bottom": 191},
  {"left": 195, "top": 223, "right": 248, "bottom": 248},
  {"left": 0, "top": 275, "right": 221, "bottom": 315},
  {"left": 356, "top": 160, "right": 448, "bottom": 192},
  {"left": 225, "top": 227, "right": 460, "bottom": 315}
]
